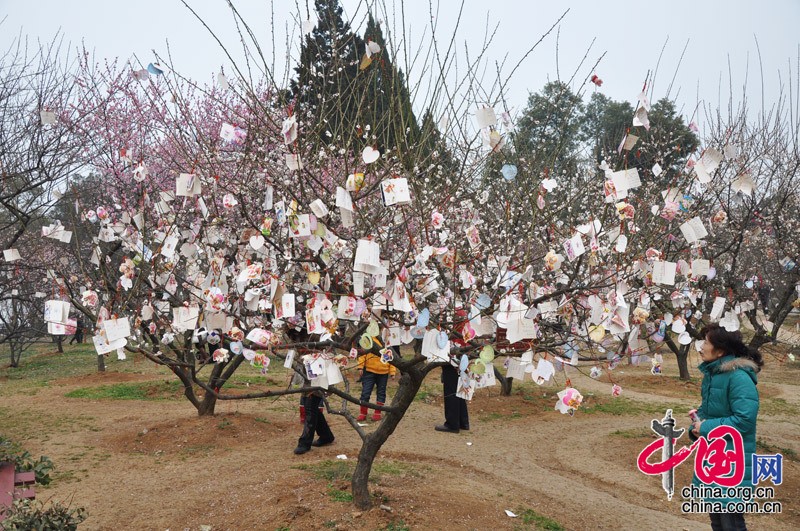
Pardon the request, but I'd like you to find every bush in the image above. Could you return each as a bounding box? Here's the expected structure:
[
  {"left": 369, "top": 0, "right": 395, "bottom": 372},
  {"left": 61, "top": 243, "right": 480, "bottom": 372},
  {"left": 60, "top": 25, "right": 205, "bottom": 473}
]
[
  {"left": 1, "top": 499, "right": 87, "bottom": 530},
  {"left": 0, "top": 436, "right": 54, "bottom": 485}
]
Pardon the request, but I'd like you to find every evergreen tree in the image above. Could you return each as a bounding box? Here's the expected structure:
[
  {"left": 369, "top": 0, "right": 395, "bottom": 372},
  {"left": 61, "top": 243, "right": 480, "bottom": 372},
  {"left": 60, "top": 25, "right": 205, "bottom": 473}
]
[
  {"left": 290, "top": 2, "right": 421, "bottom": 166},
  {"left": 513, "top": 81, "right": 585, "bottom": 178},
  {"left": 361, "top": 14, "right": 420, "bottom": 158},
  {"left": 290, "top": 0, "right": 364, "bottom": 147}
]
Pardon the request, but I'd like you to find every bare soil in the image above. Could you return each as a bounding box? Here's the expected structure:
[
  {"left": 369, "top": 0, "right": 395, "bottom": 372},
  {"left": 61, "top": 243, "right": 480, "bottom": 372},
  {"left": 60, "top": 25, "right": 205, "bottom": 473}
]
[{"left": 2, "top": 350, "right": 799, "bottom": 531}]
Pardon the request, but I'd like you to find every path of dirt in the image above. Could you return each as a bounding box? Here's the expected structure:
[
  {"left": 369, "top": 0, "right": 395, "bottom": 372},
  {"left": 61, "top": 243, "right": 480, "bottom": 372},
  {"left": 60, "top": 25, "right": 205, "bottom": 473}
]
[{"left": 2, "top": 351, "right": 798, "bottom": 530}]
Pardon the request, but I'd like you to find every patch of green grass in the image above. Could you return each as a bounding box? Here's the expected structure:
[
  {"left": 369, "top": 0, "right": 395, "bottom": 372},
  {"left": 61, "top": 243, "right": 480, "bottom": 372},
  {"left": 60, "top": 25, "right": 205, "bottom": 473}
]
[
  {"left": 294, "top": 460, "right": 352, "bottom": 482},
  {"left": 0, "top": 342, "right": 172, "bottom": 395},
  {"left": 759, "top": 397, "right": 800, "bottom": 417},
  {"left": 413, "top": 390, "right": 430, "bottom": 402},
  {"left": 514, "top": 508, "right": 564, "bottom": 531},
  {"left": 610, "top": 427, "right": 652, "bottom": 439},
  {"left": 292, "top": 459, "right": 424, "bottom": 483},
  {"left": 64, "top": 380, "right": 183, "bottom": 400},
  {"left": 581, "top": 397, "right": 665, "bottom": 416},
  {"left": 0, "top": 406, "right": 97, "bottom": 441},
  {"left": 756, "top": 438, "right": 798, "bottom": 461},
  {"left": 327, "top": 485, "right": 353, "bottom": 502}
]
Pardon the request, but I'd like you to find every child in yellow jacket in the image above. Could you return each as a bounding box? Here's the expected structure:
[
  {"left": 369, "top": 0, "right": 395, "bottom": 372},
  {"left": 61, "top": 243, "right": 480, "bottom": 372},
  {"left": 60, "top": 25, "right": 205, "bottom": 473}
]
[{"left": 357, "top": 348, "right": 397, "bottom": 421}]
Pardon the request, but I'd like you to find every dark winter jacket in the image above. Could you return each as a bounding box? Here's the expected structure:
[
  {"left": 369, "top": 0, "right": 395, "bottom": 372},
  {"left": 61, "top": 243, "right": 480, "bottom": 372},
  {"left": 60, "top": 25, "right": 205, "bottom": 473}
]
[{"left": 691, "top": 355, "right": 759, "bottom": 503}]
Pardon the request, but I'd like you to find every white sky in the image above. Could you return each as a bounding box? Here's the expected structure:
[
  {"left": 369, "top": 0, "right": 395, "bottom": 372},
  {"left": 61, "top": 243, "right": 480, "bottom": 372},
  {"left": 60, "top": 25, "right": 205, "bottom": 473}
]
[{"left": 2, "top": 0, "right": 798, "bottom": 128}]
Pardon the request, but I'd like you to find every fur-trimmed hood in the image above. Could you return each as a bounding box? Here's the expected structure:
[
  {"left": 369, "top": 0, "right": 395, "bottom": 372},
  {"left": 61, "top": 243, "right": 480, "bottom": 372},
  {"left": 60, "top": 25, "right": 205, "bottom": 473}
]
[
  {"left": 710, "top": 355, "right": 759, "bottom": 385},
  {"left": 719, "top": 356, "right": 759, "bottom": 373}
]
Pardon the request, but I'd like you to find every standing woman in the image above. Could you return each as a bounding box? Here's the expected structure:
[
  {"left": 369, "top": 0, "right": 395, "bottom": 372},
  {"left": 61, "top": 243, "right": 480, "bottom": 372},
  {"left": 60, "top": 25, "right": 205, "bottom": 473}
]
[{"left": 691, "top": 324, "right": 762, "bottom": 531}]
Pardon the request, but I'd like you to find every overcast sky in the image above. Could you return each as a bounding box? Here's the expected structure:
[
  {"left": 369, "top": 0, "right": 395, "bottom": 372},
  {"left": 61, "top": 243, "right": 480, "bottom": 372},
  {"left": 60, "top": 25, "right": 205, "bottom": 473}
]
[{"left": 2, "top": 0, "right": 797, "bottom": 129}]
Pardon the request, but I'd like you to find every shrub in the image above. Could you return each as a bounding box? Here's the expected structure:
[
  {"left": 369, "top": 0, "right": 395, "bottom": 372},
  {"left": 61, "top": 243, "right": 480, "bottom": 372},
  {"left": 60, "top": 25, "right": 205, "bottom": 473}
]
[{"left": 1, "top": 499, "right": 87, "bottom": 530}]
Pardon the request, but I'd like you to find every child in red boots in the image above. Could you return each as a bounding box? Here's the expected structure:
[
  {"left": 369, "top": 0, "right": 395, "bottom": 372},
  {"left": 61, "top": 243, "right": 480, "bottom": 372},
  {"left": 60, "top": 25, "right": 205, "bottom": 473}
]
[{"left": 356, "top": 347, "right": 396, "bottom": 421}]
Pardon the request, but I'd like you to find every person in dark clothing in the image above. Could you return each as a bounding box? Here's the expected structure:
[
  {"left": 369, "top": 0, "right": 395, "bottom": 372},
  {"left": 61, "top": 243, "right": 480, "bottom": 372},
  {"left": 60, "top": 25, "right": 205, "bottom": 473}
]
[
  {"left": 69, "top": 316, "right": 85, "bottom": 345},
  {"left": 435, "top": 363, "right": 469, "bottom": 433},
  {"left": 294, "top": 390, "right": 335, "bottom": 454}
]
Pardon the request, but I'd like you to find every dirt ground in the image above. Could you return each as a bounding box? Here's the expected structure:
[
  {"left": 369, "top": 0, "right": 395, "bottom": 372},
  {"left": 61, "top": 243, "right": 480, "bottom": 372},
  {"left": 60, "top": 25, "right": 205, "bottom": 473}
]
[{"left": 1, "top": 347, "right": 798, "bottom": 531}]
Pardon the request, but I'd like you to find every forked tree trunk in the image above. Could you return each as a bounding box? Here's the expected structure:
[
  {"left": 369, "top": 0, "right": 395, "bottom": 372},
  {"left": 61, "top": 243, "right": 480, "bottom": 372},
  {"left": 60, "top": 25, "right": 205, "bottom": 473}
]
[
  {"left": 197, "top": 392, "right": 218, "bottom": 416},
  {"left": 351, "top": 367, "right": 425, "bottom": 509}
]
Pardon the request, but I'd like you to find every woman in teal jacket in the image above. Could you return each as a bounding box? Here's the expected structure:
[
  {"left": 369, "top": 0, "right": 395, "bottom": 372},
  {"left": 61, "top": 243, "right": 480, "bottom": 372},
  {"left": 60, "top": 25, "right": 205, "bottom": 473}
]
[{"left": 691, "top": 323, "right": 762, "bottom": 531}]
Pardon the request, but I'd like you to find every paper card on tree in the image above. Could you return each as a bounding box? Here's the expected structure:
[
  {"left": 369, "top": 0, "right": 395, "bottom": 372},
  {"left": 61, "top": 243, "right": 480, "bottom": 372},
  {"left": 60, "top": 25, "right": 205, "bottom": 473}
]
[
  {"left": 284, "top": 349, "right": 296, "bottom": 369},
  {"left": 92, "top": 334, "right": 127, "bottom": 354},
  {"left": 680, "top": 217, "right": 708, "bottom": 244},
  {"left": 477, "top": 362, "right": 496, "bottom": 388},
  {"left": 455, "top": 375, "right": 475, "bottom": 400},
  {"left": 310, "top": 199, "right": 329, "bottom": 218},
  {"left": 691, "top": 259, "right": 710, "bottom": 277},
  {"left": 622, "top": 134, "right": 639, "bottom": 151},
  {"left": 354, "top": 239, "right": 382, "bottom": 274},
  {"left": 694, "top": 162, "right": 712, "bottom": 183},
  {"left": 285, "top": 153, "right": 303, "bottom": 170},
  {"left": 58, "top": 230, "right": 73, "bottom": 243},
  {"left": 475, "top": 106, "right": 497, "bottom": 128},
  {"left": 652, "top": 163, "right": 663, "bottom": 177},
  {"left": 380, "top": 178, "right": 411, "bottom": 206},
  {"left": 161, "top": 234, "right": 180, "bottom": 258},
  {"left": 306, "top": 307, "right": 323, "bottom": 334},
  {"left": 176, "top": 173, "right": 201, "bottom": 197},
  {"left": 352, "top": 271, "right": 366, "bottom": 297},
  {"left": 374, "top": 260, "right": 389, "bottom": 289},
  {"left": 384, "top": 326, "right": 402, "bottom": 347},
  {"left": 609, "top": 306, "right": 631, "bottom": 334},
  {"left": 701, "top": 148, "right": 723, "bottom": 173},
  {"left": 44, "top": 300, "right": 70, "bottom": 323},
  {"left": 3, "top": 249, "right": 21, "bottom": 261},
  {"left": 532, "top": 358, "right": 555, "bottom": 384},
  {"left": 710, "top": 296, "right": 726, "bottom": 321},
  {"left": 652, "top": 260, "right": 677, "bottom": 286},
  {"left": 505, "top": 358, "right": 527, "bottom": 380},
  {"left": 325, "top": 359, "right": 343, "bottom": 386},
  {"left": 732, "top": 173, "right": 754, "bottom": 196},
  {"left": 40, "top": 110, "right": 57, "bottom": 124},
  {"left": 104, "top": 318, "right": 131, "bottom": 342},
  {"left": 172, "top": 306, "right": 199, "bottom": 331},
  {"left": 610, "top": 168, "right": 641, "bottom": 193},
  {"left": 562, "top": 233, "right": 586, "bottom": 262},
  {"left": 289, "top": 214, "right": 312, "bottom": 238},
  {"left": 48, "top": 322, "right": 67, "bottom": 335},
  {"left": 279, "top": 293, "right": 295, "bottom": 319},
  {"left": 304, "top": 356, "right": 326, "bottom": 380},
  {"left": 537, "top": 300, "right": 558, "bottom": 318}
]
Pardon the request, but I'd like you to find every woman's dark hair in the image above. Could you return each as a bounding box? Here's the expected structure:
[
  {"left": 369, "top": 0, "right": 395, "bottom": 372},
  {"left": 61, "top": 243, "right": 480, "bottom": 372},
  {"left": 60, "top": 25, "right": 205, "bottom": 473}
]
[{"left": 700, "top": 323, "right": 764, "bottom": 371}]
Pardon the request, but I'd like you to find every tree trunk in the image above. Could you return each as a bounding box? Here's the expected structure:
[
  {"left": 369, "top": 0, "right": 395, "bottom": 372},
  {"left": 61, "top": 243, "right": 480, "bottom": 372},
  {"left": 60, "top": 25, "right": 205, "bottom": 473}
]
[
  {"left": 494, "top": 365, "right": 513, "bottom": 396},
  {"left": 9, "top": 340, "right": 21, "bottom": 368},
  {"left": 352, "top": 367, "right": 424, "bottom": 509},
  {"left": 55, "top": 336, "right": 63, "bottom": 353},
  {"left": 97, "top": 353, "right": 106, "bottom": 372},
  {"left": 197, "top": 391, "right": 217, "bottom": 416},
  {"left": 676, "top": 344, "right": 691, "bottom": 381}
]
